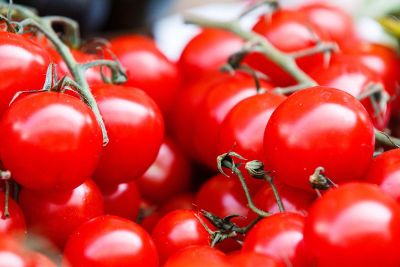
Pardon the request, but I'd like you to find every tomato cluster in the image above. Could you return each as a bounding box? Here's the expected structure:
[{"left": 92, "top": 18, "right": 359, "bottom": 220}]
[{"left": 0, "top": 1, "right": 400, "bottom": 267}]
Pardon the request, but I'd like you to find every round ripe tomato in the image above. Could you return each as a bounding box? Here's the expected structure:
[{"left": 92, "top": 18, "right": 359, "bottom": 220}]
[
  {"left": 309, "top": 59, "right": 391, "bottom": 130},
  {"left": 0, "top": 92, "right": 102, "bottom": 191},
  {"left": 163, "top": 245, "right": 230, "bottom": 267},
  {"left": 151, "top": 210, "right": 210, "bottom": 263},
  {"left": 0, "top": 191, "right": 26, "bottom": 240},
  {"left": 136, "top": 138, "right": 191, "bottom": 203},
  {"left": 19, "top": 179, "right": 104, "bottom": 249},
  {"left": 242, "top": 212, "right": 310, "bottom": 266},
  {"left": 193, "top": 73, "right": 273, "bottom": 169},
  {"left": 63, "top": 215, "right": 159, "bottom": 267},
  {"left": 264, "top": 86, "right": 375, "bottom": 191},
  {"left": 218, "top": 92, "right": 286, "bottom": 161},
  {"left": 91, "top": 84, "right": 164, "bottom": 186},
  {"left": 159, "top": 193, "right": 195, "bottom": 215},
  {"left": 178, "top": 28, "right": 244, "bottom": 84},
  {"left": 245, "top": 9, "right": 329, "bottom": 86},
  {"left": 0, "top": 32, "right": 50, "bottom": 118},
  {"left": 98, "top": 180, "right": 141, "bottom": 221},
  {"left": 364, "top": 149, "right": 400, "bottom": 202},
  {"left": 110, "top": 35, "right": 181, "bottom": 115},
  {"left": 304, "top": 183, "right": 400, "bottom": 267},
  {"left": 227, "top": 252, "right": 285, "bottom": 267},
  {"left": 297, "top": 3, "right": 356, "bottom": 47}
]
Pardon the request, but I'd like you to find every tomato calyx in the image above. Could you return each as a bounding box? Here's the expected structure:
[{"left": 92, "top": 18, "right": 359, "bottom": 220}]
[{"left": 309, "top": 167, "right": 338, "bottom": 197}]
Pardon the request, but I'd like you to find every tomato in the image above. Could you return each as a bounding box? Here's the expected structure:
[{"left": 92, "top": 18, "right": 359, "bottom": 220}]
[
  {"left": 304, "top": 183, "right": 400, "bottom": 267},
  {"left": 193, "top": 72, "right": 273, "bottom": 169},
  {"left": 0, "top": 32, "right": 50, "bottom": 118},
  {"left": 151, "top": 210, "right": 210, "bottom": 263},
  {"left": 245, "top": 9, "right": 329, "bottom": 86},
  {"left": 297, "top": 3, "right": 356, "bottom": 47},
  {"left": 63, "top": 215, "right": 159, "bottom": 267},
  {"left": 0, "top": 235, "right": 31, "bottom": 267},
  {"left": 19, "top": 179, "right": 104, "bottom": 249},
  {"left": 309, "top": 59, "right": 391, "bottom": 130},
  {"left": 0, "top": 191, "right": 26, "bottom": 240},
  {"left": 99, "top": 180, "right": 141, "bottom": 221},
  {"left": 364, "top": 149, "right": 400, "bottom": 202},
  {"left": 136, "top": 138, "right": 191, "bottom": 203},
  {"left": 227, "top": 252, "right": 285, "bottom": 267},
  {"left": 163, "top": 245, "right": 230, "bottom": 267},
  {"left": 178, "top": 28, "right": 244, "bottom": 84},
  {"left": 263, "top": 86, "right": 375, "bottom": 191},
  {"left": 91, "top": 84, "right": 164, "bottom": 186},
  {"left": 110, "top": 35, "right": 181, "bottom": 115},
  {"left": 218, "top": 92, "right": 286, "bottom": 161},
  {"left": 0, "top": 92, "right": 102, "bottom": 190},
  {"left": 242, "top": 212, "right": 310, "bottom": 266},
  {"left": 158, "top": 193, "right": 195, "bottom": 215}
]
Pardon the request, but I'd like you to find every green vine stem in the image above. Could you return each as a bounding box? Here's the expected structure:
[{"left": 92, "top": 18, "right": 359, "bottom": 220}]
[{"left": 0, "top": 170, "right": 11, "bottom": 218}]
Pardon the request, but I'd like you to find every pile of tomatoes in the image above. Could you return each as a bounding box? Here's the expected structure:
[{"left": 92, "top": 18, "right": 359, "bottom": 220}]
[{"left": 0, "top": 1, "right": 400, "bottom": 267}]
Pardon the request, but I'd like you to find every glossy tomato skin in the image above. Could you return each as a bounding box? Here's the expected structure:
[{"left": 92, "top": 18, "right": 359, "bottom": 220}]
[
  {"left": 99, "top": 180, "right": 141, "bottom": 221},
  {"left": 0, "top": 32, "right": 50, "bottom": 117},
  {"left": 242, "top": 212, "right": 310, "bottom": 266},
  {"left": 163, "top": 245, "right": 230, "bottom": 267},
  {"left": 179, "top": 28, "right": 244, "bottom": 84},
  {"left": 263, "top": 86, "right": 375, "bottom": 191},
  {"left": 151, "top": 210, "right": 210, "bottom": 263},
  {"left": 0, "top": 191, "right": 26, "bottom": 240},
  {"left": 0, "top": 235, "right": 31, "bottom": 267},
  {"left": 63, "top": 215, "right": 159, "bottom": 267},
  {"left": 0, "top": 92, "right": 102, "bottom": 191},
  {"left": 91, "top": 84, "right": 164, "bottom": 186},
  {"left": 19, "top": 179, "right": 104, "bottom": 249},
  {"left": 158, "top": 193, "right": 195, "bottom": 215},
  {"left": 227, "top": 252, "right": 285, "bottom": 267},
  {"left": 193, "top": 73, "right": 273, "bottom": 169},
  {"left": 364, "top": 149, "right": 400, "bottom": 202},
  {"left": 304, "top": 183, "right": 400, "bottom": 267},
  {"left": 218, "top": 92, "right": 286, "bottom": 161},
  {"left": 110, "top": 35, "right": 181, "bottom": 115},
  {"left": 137, "top": 138, "right": 191, "bottom": 203}
]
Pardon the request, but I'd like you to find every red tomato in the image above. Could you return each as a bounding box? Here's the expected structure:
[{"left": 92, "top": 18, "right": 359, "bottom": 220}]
[
  {"left": 304, "top": 183, "right": 400, "bottom": 267},
  {"left": 163, "top": 245, "right": 230, "bottom": 267},
  {"left": 99, "top": 180, "right": 141, "bottom": 221},
  {"left": 297, "top": 3, "right": 356, "bottom": 47},
  {"left": 179, "top": 28, "right": 244, "bottom": 84},
  {"left": 227, "top": 252, "right": 285, "bottom": 267},
  {"left": 110, "top": 35, "right": 181, "bottom": 115},
  {"left": 0, "top": 32, "right": 50, "bottom": 118},
  {"left": 218, "top": 92, "right": 286, "bottom": 161},
  {"left": 159, "top": 193, "right": 195, "bottom": 215},
  {"left": 263, "top": 86, "right": 375, "bottom": 191},
  {"left": 245, "top": 9, "right": 329, "bottom": 86},
  {"left": 193, "top": 73, "right": 273, "bottom": 169},
  {"left": 151, "top": 210, "right": 210, "bottom": 263},
  {"left": 91, "top": 84, "right": 164, "bottom": 186},
  {"left": 137, "top": 138, "right": 191, "bottom": 203},
  {"left": 19, "top": 179, "right": 104, "bottom": 249},
  {"left": 364, "top": 149, "right": 400, "bottom": 203},
  {"left": 63, "top": 215, "right": 159, "bottom": 267},
  {"left": 0, "top": 92, "right": 102, "bottom": 190},
  {"left": 242, "top": 212, "right": 310, "bottom": 266}
]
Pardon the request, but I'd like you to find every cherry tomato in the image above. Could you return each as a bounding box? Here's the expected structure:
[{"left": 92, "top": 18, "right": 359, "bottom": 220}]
[
  {"left": 0, "top": 32, "right": 50, "bottom": 118},
  {"left": 242, "top": 212, "right": 310, "bottom": 266},
  {"left": 0, "top": 92, "right": 102, "bottom": 190},
  {"left": 163, "top": 245, "right": 230, "bottom": 267},
  {"left": 193, "top": 72, "right": 273, "bottom": 169},
  {"left": 158, "top": 193, "right": 195, "bottom": 215},
  {"left": 91, "top": 84, "right": 164, "bottom": 186},
  {"left": 364, "top": 149, "right": 400, "bottom": 203},
  {"left": 63, "top": 215, "right": 159, "bottom": 267},
  {"left": 178, "top": 28, "right": 244, "bottom": 84},
  {"left": 263, "top": 86, "right": 375, "bottom": 191},
  {"left": 151, "top": 210, "right": 210, "bottom": 263},
  {"left": 304, "top": 183, "right": 400, "bottom": 267},
  {"left": 0, "top": 191, "right": 26, "bottom": 240},
  {"left": 19, "top": 179, "right": 104, "bottom": 249},
  {"left": 218, "top": 92, "right": 286, "bottom": 161},
  {"left": 227, "top": 252, "right": 285, "bottom": 267},
  {"left": 137, "top": 138, "right": 191, "bottom": 203},
  {"left": 110, "top": 35, "right": 181, "bottom": 115},
  {"left": 99, "top": 180, "right": 141, "bottom": 221}
]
